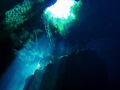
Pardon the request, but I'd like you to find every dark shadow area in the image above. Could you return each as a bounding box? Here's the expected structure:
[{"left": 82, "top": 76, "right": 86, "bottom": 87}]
[{"left": 0, "top": 31, "right": 15, "bottom": 77}]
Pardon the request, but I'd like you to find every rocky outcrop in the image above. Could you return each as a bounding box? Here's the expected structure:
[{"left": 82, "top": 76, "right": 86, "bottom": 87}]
[{"left": 23, "top": 50, "right": 108, "bottom": 90}]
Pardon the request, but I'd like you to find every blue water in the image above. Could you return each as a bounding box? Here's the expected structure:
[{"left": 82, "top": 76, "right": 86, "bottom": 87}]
[{"left": 0, "top": 33, "right": 73, "bottom": 90}]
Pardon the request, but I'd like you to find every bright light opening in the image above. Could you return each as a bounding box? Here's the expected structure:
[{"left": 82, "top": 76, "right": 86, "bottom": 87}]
[
  {"left": 43, "top": 0, "right": 82, "bottom": 36},
  {"left": 45, "top": 0, "right": 75, "bottom": 19}
]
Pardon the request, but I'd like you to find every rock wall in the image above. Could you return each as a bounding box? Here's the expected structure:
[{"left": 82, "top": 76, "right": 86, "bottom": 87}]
[{"left": 23, "top": 50, "right": 108, "bottom": 90}]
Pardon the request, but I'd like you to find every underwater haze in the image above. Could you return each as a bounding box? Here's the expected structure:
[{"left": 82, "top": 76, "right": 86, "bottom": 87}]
[{"left": 0, "top": 0, "right": 120, "bottom": 90}]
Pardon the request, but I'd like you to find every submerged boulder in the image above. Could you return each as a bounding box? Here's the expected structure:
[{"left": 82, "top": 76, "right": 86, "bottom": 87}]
[{"left": 23, "top": 50, "right": 108, "bottom": 90}]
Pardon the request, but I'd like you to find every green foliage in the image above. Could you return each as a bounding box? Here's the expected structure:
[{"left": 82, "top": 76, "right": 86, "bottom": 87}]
[{"left": 3, "top": 0, "right": 34, "bottom": 29}]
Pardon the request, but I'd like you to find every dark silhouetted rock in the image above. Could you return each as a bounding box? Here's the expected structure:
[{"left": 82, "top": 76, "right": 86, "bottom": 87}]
[{"left": 23, "top": 50, "right": 108, "bottom": 90}]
